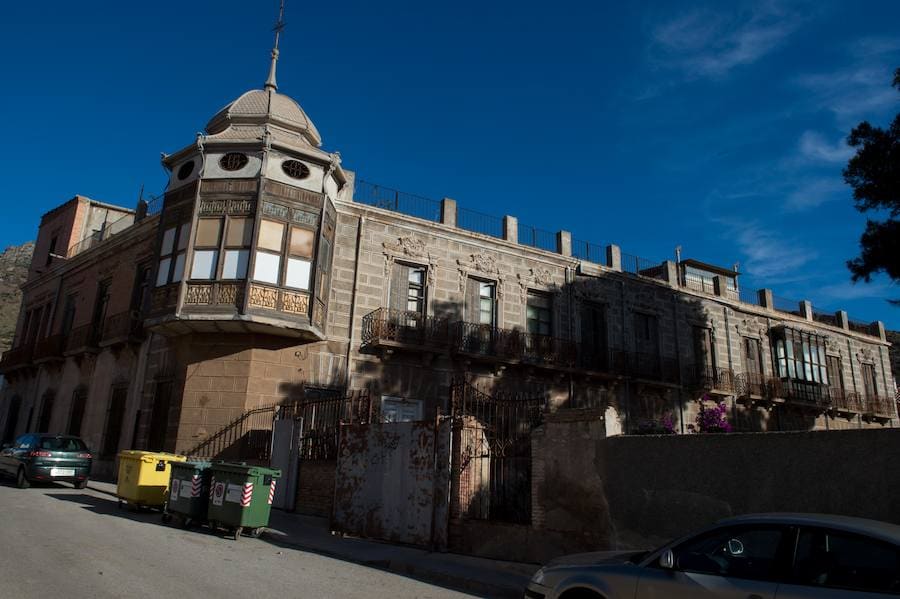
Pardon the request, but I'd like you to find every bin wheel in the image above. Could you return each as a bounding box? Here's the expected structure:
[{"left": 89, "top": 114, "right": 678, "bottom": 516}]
[
  {"left": 180, "top": 516, "right": 191, "bottom": 529},
  {"left": 250, "top": 527, "right": 264, "bottom": 539},
  {"left": 209, "top": 520, "right": 218, "bottom": 532},
  {"left": 162, "top": 513, "right": 172, "bottom": 524},
  {"left": 234, "top": 527, "right": 243, "bottom": 540}
]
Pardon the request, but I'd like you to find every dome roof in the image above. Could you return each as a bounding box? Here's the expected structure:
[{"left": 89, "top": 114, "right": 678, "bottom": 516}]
[{"left": 205, "top": 88, "right": 322, "bottom": 148}]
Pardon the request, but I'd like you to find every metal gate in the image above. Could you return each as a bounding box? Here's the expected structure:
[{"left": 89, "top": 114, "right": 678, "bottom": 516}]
[{"left": 450, "top": 380, "right": 545, "bottom": 524}]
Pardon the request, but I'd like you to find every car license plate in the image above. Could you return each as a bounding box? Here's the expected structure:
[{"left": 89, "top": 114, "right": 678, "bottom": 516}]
[{"left": 50, "top": 468, "right": 75, "bottom": 477}]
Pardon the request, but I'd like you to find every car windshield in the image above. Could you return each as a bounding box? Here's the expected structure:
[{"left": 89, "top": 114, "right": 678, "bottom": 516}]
[{"left": 39, "top": 437, "right": 87, "bottom": 452}]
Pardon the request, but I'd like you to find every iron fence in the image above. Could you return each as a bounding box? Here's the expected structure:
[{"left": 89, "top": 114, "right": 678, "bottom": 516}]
[
  {"left": 811, "top": 308, "right": 838, "bottom": 327},
  {"left": 450, "top": 380, "right": 545, "bottom": 524},
  {"left": 865, "top": 395, "right": 897, "bottom": 418},
  {"left": 847, "top": 317, "right": 878, "bottom": 337},
  {"left": 187, "top": 404, "right": 278, "bottom": 462},
  {"left": 683, "top": 271, "right": 715, "bottom": 295},
  {"left": 571, "top": 239, "right": 607, "bottom": 264},
  {"left": 280, "top": 390, "right": 373, "bottom": 460},
  {"left": 353, "top": 180, "right": 442, "bottom": 222},
  {"left": 739, "top": 287, "right": 761, "bottom": 307},
  {"left": 518, "top": 224, "right": 557, "bottom": 252},
  {"left": 686, "top": 364, "right": 736, "bottom": 393},
  {"left": 772, "top": 295, "right": 801, "bottom": 315},
  {"left": 735, "top": 372, "right": 767, "bottom": 398},
  {"left": 457, "top": 207, "right": 504, "bottom": 238}
]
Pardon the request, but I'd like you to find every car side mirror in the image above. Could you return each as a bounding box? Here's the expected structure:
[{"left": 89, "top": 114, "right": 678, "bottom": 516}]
[{"left": 659, "top": 549, "right": 675, "bottom": 570}]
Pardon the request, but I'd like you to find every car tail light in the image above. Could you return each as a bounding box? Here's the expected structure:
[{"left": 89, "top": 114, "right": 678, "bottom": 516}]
[
  {"left": 29, "top": 450, "right": 52, "bottom": 457},
  {"left": 78, "top": 453, "right": 92, "bottom": 459}
]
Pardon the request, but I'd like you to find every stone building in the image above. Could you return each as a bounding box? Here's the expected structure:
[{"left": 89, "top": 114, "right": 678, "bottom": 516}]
[{"left": 0, "top": 41, "right": 896, "bottom": 491}]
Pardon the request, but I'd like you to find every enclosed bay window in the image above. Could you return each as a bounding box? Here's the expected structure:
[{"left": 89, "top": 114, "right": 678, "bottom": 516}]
[
  {"left": 190, "top": 218, "right": 221, "bottom": 280},
  {"left": 156, "top": 223, "right": 190, "bottom": 286},
  {"left": 222, "top": 217, "right": 253, "bottom": 279},
  {"left": 772, "top": 328, "right": 828, "bottom": 385},
  {"left": 251, "top": 218, "right": 316, "bottom": 290}
]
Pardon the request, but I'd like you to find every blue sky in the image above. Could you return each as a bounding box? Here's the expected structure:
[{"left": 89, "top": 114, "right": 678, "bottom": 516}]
[{"left": 1, "top": 1, "right": 898, "bottom": 327}]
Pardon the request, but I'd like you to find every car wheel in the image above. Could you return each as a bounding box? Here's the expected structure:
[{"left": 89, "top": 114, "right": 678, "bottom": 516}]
[
  {"left": 74, "top": 480, "right": 87, "bottom": 490},
  {"left": 16, "top": 468, "right": 30, "bottom": 489}
]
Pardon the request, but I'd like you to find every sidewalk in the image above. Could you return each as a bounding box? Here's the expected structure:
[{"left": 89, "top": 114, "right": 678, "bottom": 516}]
[{"left": 88, "top": 481, "right": 537, "bottom": 598}]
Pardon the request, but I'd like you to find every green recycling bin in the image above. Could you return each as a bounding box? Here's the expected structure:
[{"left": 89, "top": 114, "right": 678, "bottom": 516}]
[
  {"left": 164, "top": 461, "right": 212, "bottom": 528},
  {"left": 207, "top": 462, "right": 281, "bottom": 540}
]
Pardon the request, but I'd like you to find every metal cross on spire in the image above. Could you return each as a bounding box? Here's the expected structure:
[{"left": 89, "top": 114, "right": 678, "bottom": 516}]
[{"left": 265, "top": 0, "right": 286, "bottom": 91}]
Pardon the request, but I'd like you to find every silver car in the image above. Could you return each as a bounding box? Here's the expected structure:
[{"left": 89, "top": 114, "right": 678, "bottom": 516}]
[{"left": 526, "top": 513, "right": 900, "bottom": 598}]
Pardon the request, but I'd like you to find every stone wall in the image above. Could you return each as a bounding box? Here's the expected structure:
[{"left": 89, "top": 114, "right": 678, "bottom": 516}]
[{"left": 530, "top": 424, "right": 900, "bottom": 561}]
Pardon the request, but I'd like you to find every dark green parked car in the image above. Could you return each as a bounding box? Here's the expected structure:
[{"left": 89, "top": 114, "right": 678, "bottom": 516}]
[{"left": 0, "top": 434, "right": 92, "bottom": 489}]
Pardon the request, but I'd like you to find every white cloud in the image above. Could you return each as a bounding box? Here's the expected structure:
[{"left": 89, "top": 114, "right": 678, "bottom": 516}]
[
  {"left": 797, "top": 130, "right": 853, "bottom": 163},
  {"left": 783, "top": 178, "right": 847, "bottom": 211},
  {"left": 649, "top": 2, "right": 805, "bottom": 79},
  {"left": 816, "top": 279, "right": 896, "bottom": 302},
  {"left": 714, "top": 218, "right": 818, "bottom": 280}
]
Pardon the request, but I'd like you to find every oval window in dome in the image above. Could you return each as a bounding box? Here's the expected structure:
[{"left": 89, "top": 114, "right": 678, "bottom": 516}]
[
  {"left": 177, "top": 160, "right": 195, "bottom": 181},
  {"left": 281, "top": 160, "right": 310, "bottom": 180},
  {"left": 220, "top": 152, "right": 249, "bottom": 171}
]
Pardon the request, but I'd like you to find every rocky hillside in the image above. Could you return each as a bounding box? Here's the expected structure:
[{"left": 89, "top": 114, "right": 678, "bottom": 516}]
[{"left": 0, "top": 242, "right": 33, "bottom": 353}]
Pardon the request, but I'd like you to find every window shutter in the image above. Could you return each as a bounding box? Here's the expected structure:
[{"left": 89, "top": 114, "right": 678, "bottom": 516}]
[
  {"left": 389, "top": 263, "right": 410, "bottom": 313},
  {"left": 581, "top": 304, "right": 595, "bottom": 350},
  {"left": 465, "top": 277, "right": 479, "bottom": 323}
]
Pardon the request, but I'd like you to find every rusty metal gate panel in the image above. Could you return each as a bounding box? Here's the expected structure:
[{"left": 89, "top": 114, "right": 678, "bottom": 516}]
[{"left": 332, "top": 420, "right": 449, "bottom": 548}]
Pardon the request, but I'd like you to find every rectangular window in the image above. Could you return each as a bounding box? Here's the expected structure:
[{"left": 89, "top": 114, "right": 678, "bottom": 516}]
[
  {"left": 46, "top": 235, "right": 58, "bottom": 266},
  {"left": 156, "top": 223, "right": 190, "bottom": 286},
  {"left": 526, "top": 292, "right": 552, "bottom": 336},
  {"left": 37, "top": 393, "right": 55, "bottom": 433},
  {"left": 101, "top": 386, "right": 128, "bottom": 458},
  {"left": 826, "top": 356, "right": 844, "bottom": 393},
  {"left": 223, "top": 217, "right": 253, "bottom": 280},
  {"left": 93, "top": 279, "right": 111, "bottom": 329},
  {"left": 581, "top": 302, "right": 608, "bottom": 369},
  {"left": 285, "top": 226, "right": 314, "bottom": 290},
  {"left": 861, "top": 363, "right": 878, "bottom": 399},
  {"left": 190, "top": 250, "right": 218, "bottom": 280},
  {"left": 285, "top": 258, "right": 312, "bottom": 290},
  {"left": 633, "top": 312, "right": 659, "bottom": 353},
  {"left": 477, "top": 281, "right": 496, "bottom": 326},
  {"left": 61, "top": 294, "right": 77, "bottom": 336},
  {"left": 190, "top": 218, "right": 222, "bottom": 280},
  {"left": 252, "top": 251, "right": 281, "bottom": 285},
  {"left": 131, "top": 263, "right": 152, "bottom": 313},
  {"left": 257, "top": 219, "right": 285, "bottom": 252},
  {"left": 742, "top": 337, "right": 763, "bottom": 377},
  {"left": 67, "top": 388, "right": 87, "bottom": 436},
  {"left": 693, "top": 327, "right": 714, "bottom": 369},
  {"left": 289, "top": 226, "right": 315, "bottom": 259},
  {"left": 389, "top": 263, "right": 427, "bottom": 324},
  {"left": 791, "top": 528, "right": 900, "bottom": 593}
]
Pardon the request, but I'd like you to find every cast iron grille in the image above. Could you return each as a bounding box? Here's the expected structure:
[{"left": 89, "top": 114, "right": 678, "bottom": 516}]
[
  {"left": 282, "top": 159, "right": 310, "bottom": 180},
  {"left": 219, "top": 152, "right": 249, "bottom": 171}
]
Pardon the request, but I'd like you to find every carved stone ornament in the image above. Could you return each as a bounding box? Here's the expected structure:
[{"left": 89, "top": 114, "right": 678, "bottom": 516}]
[
  {"left": 456, "top": 252, "right": 502, "bottom": 294},
  {"left": 383, "top": 236, "right": 440, "bottom": 287},
  {"left": 856, "top": 347, "right": 875, "bottom": 363}
]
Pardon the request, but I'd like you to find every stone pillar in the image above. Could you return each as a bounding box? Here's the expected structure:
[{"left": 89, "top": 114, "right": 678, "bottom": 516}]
[
  {"left": 503, "top": 215, "right": 518, "bottom": 243},
  {"left": 664, "top": 261, "right": 679, "bottom": 288},
  {"left": 713, "top": 275, "right": 728, "bottom": 297},
  {"left": 441, "top": 198, "right": 457, "bottom": 227},
  {"left": 557, "top": 230, "right": 572, "bottom": 257},
  {"left": 606, "top": 244, "right": 622, "bottom": 271},
  {"left": 875, "top": 321, "right": 886, "bottom": 341},
  {"left": 836, "top": 310, "right": 849, "bottom": 330},
  {"left": 759, "top": 289, "right": 774, "bottom": 309},
  {"left": 800, "top": 300, "right": 813, "bottom": 321}
]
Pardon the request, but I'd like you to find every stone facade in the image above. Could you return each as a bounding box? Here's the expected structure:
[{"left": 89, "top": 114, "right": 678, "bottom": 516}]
[{"left": 0, "top": 68, "right": 895, "bottom": 486}]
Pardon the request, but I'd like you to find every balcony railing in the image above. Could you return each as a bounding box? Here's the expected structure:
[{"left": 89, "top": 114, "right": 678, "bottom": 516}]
[
  {"left": 100, "top": 311, "right": 145, "bottom": 345},
  {"left": 686, "top": 364, "right": 736, "bottom": 393},
  {"left": 769, "top": 378, "right": 831, "bottom": 409},
  {"left": 864, "top": 395, "right": 897, "bottom": 419},
  {"left": 829, "top": 390, "right": 864, "bottom": 413},
  {"left": 361, "top": 308, "right": 451, "bottom": 349},
  {"left": 735, "top": 372, "right": 767, "bottom": 399},
  {"left": 0, "top": 344, "right": 34, "bottom": 373},
  {"left": 33, "top": 334, "right": 67, "bottom": 362},
  {"left": 64, "top": 324, "right": 100, "bottom": 355},
  {"left": 453, "top": 322, "right": 578, "bottom": 368}
]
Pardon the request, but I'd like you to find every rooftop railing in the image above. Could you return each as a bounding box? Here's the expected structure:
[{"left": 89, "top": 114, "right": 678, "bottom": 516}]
[
  {"left": 457, "top": 207, "right": 504, "bottom": 238},
  {"left": 622, "top": 253, "right": 668, "bottom": 282},
  {"left": 518, "top": 224, "right": 557, "bottom": 252},
  {"left": 571, "top": 239, "right": 607, "bottom": 264},
  {"left": 848, "top": 317, "right": 878, "bottom": 337},
  {"left": 772, "top": 295, "right": 802, "bottom": 316},
  {"left": 353, "top": 180, "right": 441, "bottom": 222}
]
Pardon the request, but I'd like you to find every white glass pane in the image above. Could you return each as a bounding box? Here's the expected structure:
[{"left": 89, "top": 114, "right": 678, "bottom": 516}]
[
  {"left": 285, "top": 257, "right": 311, "bottom": 290},
  {"left": 222, "top": 249, "right": 249, "bottom": 279},
  {"left": 408, "top": 269, "right": 424, "bottom": 284},
  {"left": 172, "top": 252, "right": 186, "bottom": 283},
  {"left": 253, "top": 251, "right": 281, "bottom": 285},
  {"left": 190, "top": 250, "right": 218, "bottom": 280},
  {"left": 479, "top": 282, "right": 493, "bottom": 298},
  {"left": 156, "top": 258, "right": 171, "bottom": 287},
  {"left": 161, "top": 228, "right": 176, "bottom": 255},
  {"left": 177, "top": 223, "right": 190, "bottom": 251}
]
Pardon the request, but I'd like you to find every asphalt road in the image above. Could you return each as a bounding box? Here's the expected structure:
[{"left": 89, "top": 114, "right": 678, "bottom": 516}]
[{"left": 0, "top": 479, "right": 475, "bottom": 599}]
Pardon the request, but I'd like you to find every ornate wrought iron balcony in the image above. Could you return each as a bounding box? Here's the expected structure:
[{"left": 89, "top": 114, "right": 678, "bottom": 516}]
[
  {"left": 829, "top": 390, "right": 864, "bottom": 414},
  {"left": 64, "top": 324, "right": 101, "bottom": 356},
  {"left": 452, "top": 321, "right": 578, "bottom": 368},
  {"left": 33, "top": 334, "right": 67, "bottom": 363},
  {"left": 768, "top": 378, "right": 831, "bottom": 409},
  {"left": 0, "top": 344, "right": 34, "bottom": 374},
  {"left": 361, "top": 307, "right": 451, "bottom": 351},
  {"left": 864, "top": 395, "right": 897, "bottom": 419},
  {"left": 735, "top": 372, "right": 767, "bottom": 400},
  {"left": 686, "top": 364, "right": 736, "bottom": 394},
  {"left": 100, "top": 311, "right": 145, "bottom": 346}
]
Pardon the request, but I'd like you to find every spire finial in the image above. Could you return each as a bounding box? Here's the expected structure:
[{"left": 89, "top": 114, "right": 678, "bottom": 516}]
[{"left": 265, "top": 0, "right": 286, "bottom": 92}]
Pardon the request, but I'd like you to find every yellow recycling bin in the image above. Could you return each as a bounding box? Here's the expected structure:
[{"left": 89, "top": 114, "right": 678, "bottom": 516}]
[{"left": 116, "top": 450, "right": 187, "bottom": 511}]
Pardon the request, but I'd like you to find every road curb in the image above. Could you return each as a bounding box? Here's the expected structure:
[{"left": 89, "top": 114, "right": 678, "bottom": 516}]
[{"left": 270, "top": 534, "right": 523, "bottom": 598}]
